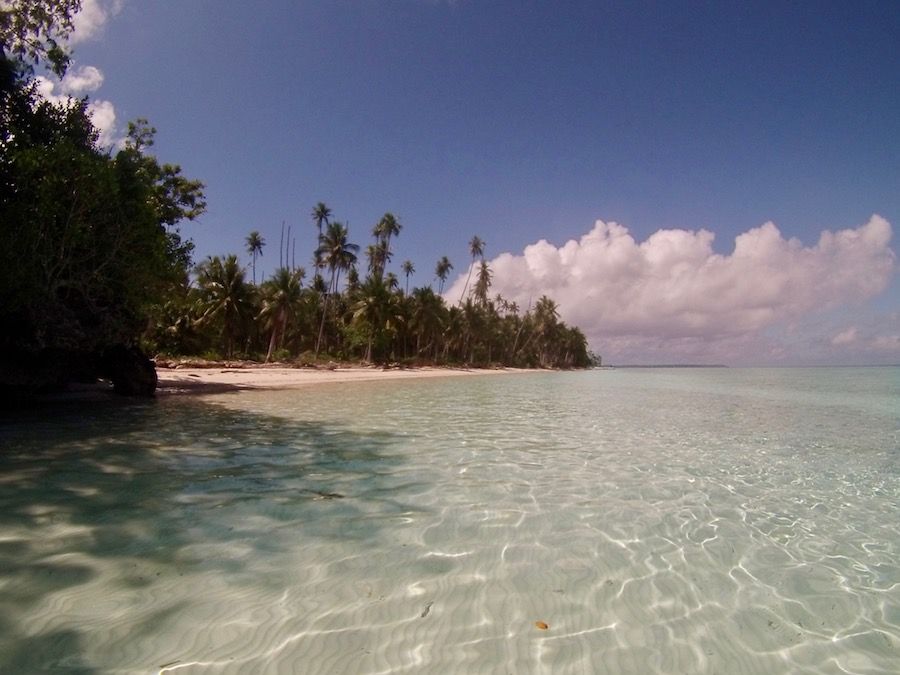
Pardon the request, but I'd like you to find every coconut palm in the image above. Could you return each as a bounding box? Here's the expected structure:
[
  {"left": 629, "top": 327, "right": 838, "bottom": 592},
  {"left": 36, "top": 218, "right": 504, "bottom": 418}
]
[
  {"left": 366, "top": 241, "right": 391, "bottom": 279},
  {"left": 459, "top": 235, "right": 485, "bottom": 304},
  {"left": 315, "top": 221, "right": 359, "bottom": 355},
  {"left": 435, "top": 256, "right": 453, "bottom": 294},
  {"left": 311, "top": 202, "right": 332, "bottom": 270},
  {"left": 194, "top": 255, "right": 254, "bottom": 358},
  {"left": 410, "top": 287, "right": 447, "bottom": 359},
  {"left": 245, "top": 230, "right": 265, "bottom": 284},
  {"left": 532, "top": 295, "right": 560, "bottom": 367},
  {"left": 259, "top": 267, "right": 304, "bottom": 362},
  {"left": 374, "top": 212, "right": 402, "bottom": 248},
  {"left": 352, "top": 275, "right": 403, "bottom": 363},
  {"left": 401, "top": 260, "right": 415, "bottom": 294},
  {"left": 473, "top": 260, "right": 492, "bottom": 306}
]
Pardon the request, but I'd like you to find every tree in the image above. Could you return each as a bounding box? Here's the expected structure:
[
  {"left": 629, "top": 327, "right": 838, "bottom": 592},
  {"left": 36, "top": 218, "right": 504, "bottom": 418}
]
[
  {"left": 0, "top": 0, "right": 81, "bottom": 77},
  {"left": 245, "top": 230, "right": 265, "bottom": 284},
  {"left": 435, "top": 256, "right": 453, "bottom": 295},
  {"left": 366, "top": 241, "right": 390, "bottom": 280},
  {"left": 401, "top": 259, "right": 415, "bottom": 294},
  {"left": 374, "top": 212, "right": 402, "bottom": 249},
  {"left": 315, "top": 221, "right": 359, "bottom": 355},
  {"left": 1, "top": 58, "right": 205, "bottom": 396},
  {"left": 352, "top": 275, "right": 403, "bottom": 363},
  {"left": 410, "top": 287, "right": 446, "bottom": 360},
  {"left": 259, "top": 267, "right": 303, "bottom": 362},
  {"left": 473, "top": 260, "right": 492, "bottom": 306},
  {"left": 194, "top": 255, "right": 253, "bottom": 358},
  {"left": 311, "top": 201, "right": 331, "bottom": 270},
  {"left": 459, "top": 235, "right": 485, "bottom": 304}
]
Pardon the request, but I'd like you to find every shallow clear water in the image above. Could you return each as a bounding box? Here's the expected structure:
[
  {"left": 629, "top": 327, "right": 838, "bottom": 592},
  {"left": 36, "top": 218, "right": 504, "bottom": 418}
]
[{"left": 1, "top": 367, "right": 898, "bottom": 674}]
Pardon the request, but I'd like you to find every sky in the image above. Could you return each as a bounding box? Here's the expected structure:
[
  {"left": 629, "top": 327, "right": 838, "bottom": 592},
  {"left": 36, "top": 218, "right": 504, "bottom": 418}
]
[{"left": 41, "top": 0, "right": 899, "bottom": 365}]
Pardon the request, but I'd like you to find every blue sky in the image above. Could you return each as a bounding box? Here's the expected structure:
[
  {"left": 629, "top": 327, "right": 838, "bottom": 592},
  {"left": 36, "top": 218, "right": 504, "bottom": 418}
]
[{"left": 53, "top": 1, "right": 899, "bottom": 364}]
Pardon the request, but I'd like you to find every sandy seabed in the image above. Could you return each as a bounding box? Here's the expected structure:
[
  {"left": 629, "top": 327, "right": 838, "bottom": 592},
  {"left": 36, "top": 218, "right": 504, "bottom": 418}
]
[{"left": 156, "top": 365, "right": 518, "bottom": 396}]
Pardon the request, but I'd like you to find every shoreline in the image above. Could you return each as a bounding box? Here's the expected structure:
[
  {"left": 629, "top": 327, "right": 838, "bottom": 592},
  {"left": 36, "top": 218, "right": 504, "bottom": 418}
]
[{"left": 156, "top": 365, "right": 525, "bottom": 396}]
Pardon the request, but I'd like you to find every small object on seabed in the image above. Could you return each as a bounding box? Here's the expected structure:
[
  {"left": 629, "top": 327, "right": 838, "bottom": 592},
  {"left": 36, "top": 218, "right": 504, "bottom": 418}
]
[
  {"left": 535, "top": 621, "right": 549, "bottom": 630},
  {"left": 309, "top": 490, "right": 345, "bottom": 500},
  {"left": 421, "top": 601, "right": 434, "bottom": 618}
]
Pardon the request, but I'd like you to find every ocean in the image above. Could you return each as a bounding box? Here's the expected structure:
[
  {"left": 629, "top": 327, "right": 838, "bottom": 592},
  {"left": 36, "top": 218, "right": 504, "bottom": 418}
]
[{"left": 1, "top": 367, "right": 897, "bottom": 673}]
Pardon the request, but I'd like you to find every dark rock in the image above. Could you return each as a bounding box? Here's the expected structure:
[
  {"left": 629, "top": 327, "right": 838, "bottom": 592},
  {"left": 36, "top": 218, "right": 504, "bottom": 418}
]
[{"left": 99, "top": 345, "right": 157, "bottom": 397}]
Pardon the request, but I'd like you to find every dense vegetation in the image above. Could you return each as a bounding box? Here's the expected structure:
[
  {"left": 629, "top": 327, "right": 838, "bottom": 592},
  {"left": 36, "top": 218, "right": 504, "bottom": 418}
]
[
  {"left": 151, "top": 213, "right": 593, "bottom": 370},
  {"left": 1, "top": 1, "right": 593, "bottom": 400},
  {"left": 1, "top": 1, "right": 204, "bottom": 397}
]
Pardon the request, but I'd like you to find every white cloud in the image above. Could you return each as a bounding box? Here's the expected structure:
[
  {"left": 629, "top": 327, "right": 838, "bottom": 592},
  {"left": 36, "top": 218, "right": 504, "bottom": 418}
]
[
  {"left": 60, "top": 65, "right": 104, "bottom": 95},
  {"left": 446, "top": 215, "right": 896, "bottom": 364},
  {"left": 70, "top": 0, "right": 125, "bottom": 44},
  {"left": 870, "top": 334, "right": 900, "bottom": 352},
  {"left": 86, "top": 99, "right": 118, "bottom": 147},
  {"left": 831, "top": 327, "right": 858, "bottom": 346},
  {"left": 34, "top": 74, "right": 123, "bottom": 149}
]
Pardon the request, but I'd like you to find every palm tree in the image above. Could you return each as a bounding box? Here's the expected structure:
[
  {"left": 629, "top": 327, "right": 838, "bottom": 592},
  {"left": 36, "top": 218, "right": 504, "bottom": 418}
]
[
  {"left": 435, "top": 256, "right": 453, "bottom": 295},
  {"left": 410, "top": 287, "right": 447, "bottom": 360},
  {"left": 245, "top": 230, "right": 265, "bottom": 284},
  {"left": 401, "top": 259, "right": 415, "bottom": 294},
  {"left": 194, "top": 255, "right": 254, "bottom": 358},
  {"left": 315, "top": 221, "right": 359, "bottom": 355},
  {"left": 374, "top": 212, "right": 402, "bottom": 248},
  {"left": 532, "top": 295, "right": 560, "bottom": 367},
  {"left": 259, "top": 267, "right": 304, "bottom": 362},
  {"left": 352, "top": 275, "right": 403, "bottom": 363},
  {"left": 311, "top": 202, "right": 332, "bottom": 271},
  {"left": 366, "top": 241, "right": 391, "bottom": 279},
  {"left": 459, "top": 235, "right": 485, "bottom": 304},
  {"left": 473, "top": 260, "right": 492, "bottom": 306}
]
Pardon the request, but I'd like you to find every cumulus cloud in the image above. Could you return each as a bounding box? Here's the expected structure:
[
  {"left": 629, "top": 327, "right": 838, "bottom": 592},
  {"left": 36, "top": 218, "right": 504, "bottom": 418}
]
[
  {"left": 34, "top": 74, "right": 122, "bottom": 148},
  {"left": 831, "top": 327, "right": 858, "bottom": 346},
  {"left": 446, "top": 215, "right": 896, "bottom": 364},
  {"left": 70, "top": 0, "right": 125, "bottom": 44},
  {"left": 60, "top": 65, "right": 105, "bottom": 95}
]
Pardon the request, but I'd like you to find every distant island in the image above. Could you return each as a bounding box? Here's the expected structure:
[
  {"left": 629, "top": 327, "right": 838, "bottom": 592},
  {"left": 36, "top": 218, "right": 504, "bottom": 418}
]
[{"left": 610, "top": 364, "right": 728, "bottom": 369}]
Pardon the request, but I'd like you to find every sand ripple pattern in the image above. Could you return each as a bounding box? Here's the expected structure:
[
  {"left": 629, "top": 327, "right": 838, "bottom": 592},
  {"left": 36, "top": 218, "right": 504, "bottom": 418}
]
[{"left": 0, "top": 367, "right": 897, "bottom": 673}]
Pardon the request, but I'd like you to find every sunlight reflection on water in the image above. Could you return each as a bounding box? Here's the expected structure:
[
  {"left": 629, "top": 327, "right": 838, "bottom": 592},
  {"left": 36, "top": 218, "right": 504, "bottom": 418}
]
[{"left": 0, "top": 367, "right": 897, "bottom": 673}]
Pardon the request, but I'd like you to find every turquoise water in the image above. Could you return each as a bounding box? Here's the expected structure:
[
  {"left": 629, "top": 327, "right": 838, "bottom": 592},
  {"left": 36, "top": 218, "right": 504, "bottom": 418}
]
[{"left": 0, "top": 367, "right": 897, "bottom": 673}]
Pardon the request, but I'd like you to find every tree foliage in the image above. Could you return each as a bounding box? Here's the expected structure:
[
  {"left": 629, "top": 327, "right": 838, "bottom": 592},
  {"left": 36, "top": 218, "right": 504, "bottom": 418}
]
[
  {"left": 0, "top": 0, "right": 81, "bottom": 76},
  {"left": 146, "top": 211, "right": 593, "bottom": 369},
  {"left": 0, "top": 38, "right": 206, "bottom": 396}
]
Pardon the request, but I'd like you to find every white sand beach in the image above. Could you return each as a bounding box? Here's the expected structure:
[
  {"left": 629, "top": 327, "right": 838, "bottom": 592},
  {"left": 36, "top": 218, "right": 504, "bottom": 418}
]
[{"left": 156, "top": 365, "right": 518, "bottom": 395}]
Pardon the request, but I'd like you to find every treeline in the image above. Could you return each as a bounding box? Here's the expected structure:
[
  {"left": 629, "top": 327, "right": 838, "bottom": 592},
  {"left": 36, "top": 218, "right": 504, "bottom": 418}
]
[
  {"left": 149, "top": 210, "right": 593, "bottom": 369},
  {"left": 0, "top": 2, "right": 593, "bottom": 400}
]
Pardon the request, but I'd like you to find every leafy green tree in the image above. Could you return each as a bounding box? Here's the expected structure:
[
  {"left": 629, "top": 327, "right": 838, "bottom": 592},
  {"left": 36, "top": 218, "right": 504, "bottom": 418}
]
[
  {"left": 0, "top": 0, "right": 81, "bottom": 77},
  {"left": 1, "top": 58, "right": 205, "bottom": 395}
]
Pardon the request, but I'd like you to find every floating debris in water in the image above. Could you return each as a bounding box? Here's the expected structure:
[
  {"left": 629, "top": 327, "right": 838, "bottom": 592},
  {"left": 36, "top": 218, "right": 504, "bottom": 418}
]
[
  {"left": 535, "top": 621, "right": 549, "bottom": 630},
  {"left": 307, "top": 490, "right": 345, "bottom": 500},
  {"left": 421, "top": 601, "right": 434, "bottom": 618}
]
